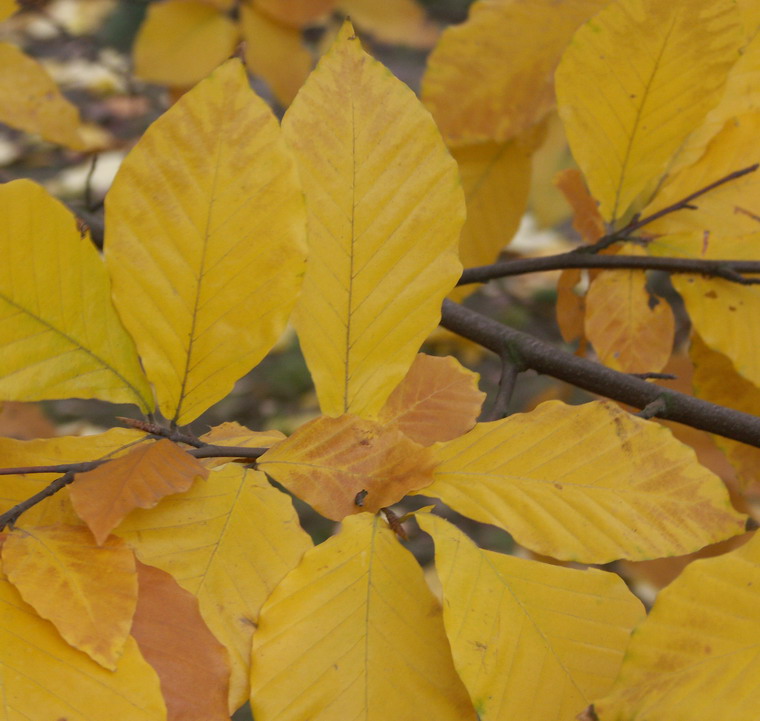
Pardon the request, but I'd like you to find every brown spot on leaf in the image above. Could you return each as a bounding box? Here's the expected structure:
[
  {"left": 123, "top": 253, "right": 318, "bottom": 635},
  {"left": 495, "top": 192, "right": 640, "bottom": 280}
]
[{"left": 705, "top": 290, "right": 718, "bottom": 299}]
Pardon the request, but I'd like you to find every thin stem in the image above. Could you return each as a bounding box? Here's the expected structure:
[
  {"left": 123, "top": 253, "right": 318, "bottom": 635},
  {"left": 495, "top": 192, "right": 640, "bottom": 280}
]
[
  {"left": 483, "top": 355, "right": 520, "bottom": 421},
  {"left": 0, "top": 471, "right": 77, "bottom": 530}
]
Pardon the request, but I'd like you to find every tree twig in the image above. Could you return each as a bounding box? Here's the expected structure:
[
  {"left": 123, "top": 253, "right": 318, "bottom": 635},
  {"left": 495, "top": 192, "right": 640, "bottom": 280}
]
[
  {"left": 0, "top": 471, "right": 77, "bottom": 530},
  {"left": 483, "top": 352, "right": 523, "bottom": 421}
]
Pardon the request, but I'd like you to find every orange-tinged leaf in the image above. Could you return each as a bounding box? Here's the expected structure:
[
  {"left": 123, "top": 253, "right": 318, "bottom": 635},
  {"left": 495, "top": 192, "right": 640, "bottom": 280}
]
[
  {"left": 106, "top": 59, "right": 307, "bottom": 425},
  {"left": 133, "top": 0, "right": 238, "bottom": 87},
  {"left": 594, "top": 532, "right": 760, "bottom": 721},
  {"left": 283, "top": 21, "right": 464, "bottom": 417},
  {"left": 253, "top": 0, "right": 336, "bottom": 26},
  {"left": 258, "top": 413, "right": 436, "bottom": 520},
  {"left": 0, "top": 567, "right": 166, "bottom": 720},
  {"left": 70, "top": 439, "right": 208, "bottom": 545},
  {"left": 422, "top": 0, "right": 608, "bottom": 145},
  {"left": 419, "top": 514, "right": 645, "bottom": 721},
  {"left": 378, "top": 353, "right": 485, "bottom": 445},
  {"left": 0, "top": 181, "right": 153, "bottom": 410},
  {"left": 199, "top": 421, "right": 285, "bottom": 467},
  {"left": 449, "top": 137, "right": 535, "bottom": 302},
  {"left": 250, "top": 513, "right": 477, "bottom": 721},
  {"left": 585, "top": 253, "right": 675, "bottom": 373},
  {"left": 340, "top": 0, "right": 440, "bottom": 47},
  {"left": 424, "top": 400, "right": 746, "bottom": 563},
  {"left": 2, "top": 524, "right": 137, "bottom": 670},
  {"left": 0, "top": 43, "right": 85, "bottom": 149},
  {"left": 556, "top": 0, "right": 741, "bottom": 222},
  {"left": 132, "top": 561, "right": 230, "bottom": 721},
  {"left": 556, "top": 267, "right": 586, "bottom": 344},
  {"left": 240, "top": 3, "right": 313, "bottom": 106},
  {"left": 555, "top": 167, "right": 606, "bottom": 243},
  {"left": 118, "top": 465, "right": 311, "bottom": 710}
]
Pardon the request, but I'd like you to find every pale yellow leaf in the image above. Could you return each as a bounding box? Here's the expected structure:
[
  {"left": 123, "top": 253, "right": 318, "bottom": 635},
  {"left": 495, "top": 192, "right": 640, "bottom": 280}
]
[
  {"left": 556, "top": 0, "right": 741, "bottom": 222},
  {"left": 0, "top": 43, "right": 85, "bottom": 149},
  {"left": 0, "top": 181, "right": 153, "bottom": 411},
  {"left": 424, "top": 400, "right": 746, "bottom": 563},
  {"left": 594, "top": 532, "right": 760, "bottom": 721},
  {"left": 241, "top": 3, "right": 312, "bottom": 106},
  {"left": 253, "top": 0, "right": 336, "bottom": 27},
  {"left": 250, "top": 513, "right": 477, "bottom": 721},
  {"left": 378, "top": 353, "right": 485, "bottom": 445},
  {"left": 132, "top": 561, "right": 230, "bottom": 721},
  {"left": 70, "top": 439, "right": 208, "bottom": 545},
  {"left": 422, "top": 0, "right": 609, "bottom": 145},
  {"left": 2, "top": 525, "right": 137, "bottom": 670},
  {"left": 0, "top": 568, "right": 165, "bottom": 720},
  {"left": 133, "top": 0, "right": 238, "bottom": 87},
  {"left": 340, "top": 0, "right": 440, "bottom": 47},
  {"left": 419, "top": 514, "right": 645, "bottom": 721},
  {"left": 0, "top": 0, "right": 17, "bottom": 22},
  {"left": 258, "top": 413, "right": 436, "bottom": 520},
  {"left": 118, "top": 465, "right": 311, "bottom": 710},
  {"left": 283, "top": 21, "right": 464, "bottom": 417},
  {"left": 106, "top": 59, "right": 306, "bottom": 425},
  {"left": 449, "top": 137, "right": 535, "bottom": 302}
]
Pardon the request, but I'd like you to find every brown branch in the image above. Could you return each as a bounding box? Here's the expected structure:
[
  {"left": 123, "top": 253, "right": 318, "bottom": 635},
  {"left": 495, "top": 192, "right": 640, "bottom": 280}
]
[
  {"left": 0, "top": 471, "right": 77, "bottom": 530},
  {"left": 440, "top": 299, "right": 760, "bottom": 448}
]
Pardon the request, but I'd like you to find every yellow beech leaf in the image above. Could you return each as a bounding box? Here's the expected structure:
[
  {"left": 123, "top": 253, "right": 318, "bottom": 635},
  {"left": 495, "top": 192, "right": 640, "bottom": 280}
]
[
  {"left": 283, "top": 21, "right": 464, "bottom": 417},
  {"left": 258, "top": 413, "right": 436, "bottom": 520},
  {"left": 594, "top": 531, "right": 760, "bottom": 721},
  {"left": 419, "top": 514, "right": 645, "bottom": 721},
  {"left": 0, "top": 181, "right": 152, "bottom": 410},
  {"left": 555, "top": 167, "right": 606, "bottom": 243},
  {"left": 132, "top": 561, "right": 230, "bottom": 721},
  {"left": 133, "top": 0, "right": 238, "bottom": 87},
  {"left": 529, "top": 111, "right": 574, "bottom": 228},
  {"left": 105, "top": 59, "right": 306, "bottom": 425},
  {"left": 449, "top": 137, "right": 535, "bottom": 302},
  {"left": 0, "top": 0, "right": 17, "bottom": 22},
  {"left": 199, "top": 421, "right": 285, "bottom": 467},
  {"left": 424, "top": 400, "right": 746, "bottom": 563},
  {"left": 0, "top": 43, "right": 85, "bottom": 149},
  {"left": 377, "top": 353, "right": 485, "bottom": 445},
  {"left": 250, "top": 513, "right": 477, "bottom": 721},
  {"left": 118, "top": 465, "right": 311, "bottom": 710},
  {"left": 2, "top": 524, "right": 138, "bottom": 670},
  {"left": 0, "top": 568, "right": 166, "bottom": 720},
  {"left": 240, "top": 3, "right": 313, "bottom": 106},
  {"left": 253, "top": 0, "right": 336, "bottom": 27},
  {"left": 70, "top": 439, "right": 209, "bottom": 545},
  {"left": 555, "top": 0, "right": 741, "bottom": 222},
  {"left": 422, "top": 0, "right": 608, "bottom": 145},
  {"left": 340, "top": 0, "right": 440, "bottom": 47},
  {"left": 690, "top": 334, "right": 760, "bottom": 489},
  {"left": 584, "top": 251, "right": 675, "bottom": 373}
]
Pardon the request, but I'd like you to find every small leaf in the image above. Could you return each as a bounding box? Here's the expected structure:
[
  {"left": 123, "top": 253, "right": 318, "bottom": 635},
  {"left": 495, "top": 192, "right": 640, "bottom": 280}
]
[
  {"left": 556, "top": 268, "right": 586, "bottom": 344},
  {"left": 258, "top": 413, "right": 436, "bottom": 520},
  {"left": 133, "top": 0, "right": 238, "bottom": 87},
  {"left": 0, "top": 181, "right": 153, "bottom": 411},
  {"left": 106, "top": 59, "right": 307, "bottom": 424},
  {"left": 554, "top": 167, "right": 606, "bottom": 243},
  {"left": 556, "top": 0, "right": 741, "bottom": 221},
  {"left": 594, "top": 531, "right": 760, "bottom": 720},
  {"left": 2, "top": 525, "right": 138, "bottom": 670},
  {"left": 378, "top": 353, "right": 485, "bottom": 445},
  {"left": 250, "top": 513, "right": 477, "bottom": 721},
  {"left": 340, "top": 0, "right": 440, "bottom": 47},
  {"left": 419, "top": 514, "right": 645, "bottom": 721},
  {"left": 424, "top": 400, "right": 746, "bottom": 563},
  {"left": 199, "top": 421, "right": 285, "bottom": 468},
  {"left": 252, "top": 0, "right": 336, "bottom": 26},
  {"left": 70, "top": 439, "right": 209, "bottom": 545},
  {"left": 283, "top": 20, "right": 464, "bottom": 417},
  {"left": 132, "top": 561, "right": 230, "bottom": 721}
]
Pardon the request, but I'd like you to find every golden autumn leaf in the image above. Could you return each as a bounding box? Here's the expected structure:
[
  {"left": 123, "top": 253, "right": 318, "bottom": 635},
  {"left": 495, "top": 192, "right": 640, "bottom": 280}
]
[
  {"left": 554, "top": 167, "right": 606, "bottom": 243},
  {"left": 133, "top": 0, "right": 238, "bottom": 87},
  {"left": 70, "top": 439, "right": 209, "bottom": 545},
  {"left": 377, "top": 353, "right": 485, "bottom": 445},
  {"left": 2, "top": 525, "right": 137, "bottom": 670},
  {"left": 253, "top": 0, "right": 336, "bottom": 27},
  {"left": 422, "top": 0, "right": 609, "bottom": 145},
  {"left": 250, "top": 513, "right": 477, "bottom": 721},
  {"left": 105, "top": 59, "right": 307, "bottom": 425},
  {"left": 340, "top": 0, "right": 440, "bottom": 47},
  {"left": 0, "top": 0, "right": 17, "bottom": 22},
  {"left": 556, "top": 0, "right": 741, "bottom": 222},
  {"left": 424, "top": 400, "right": 746, "bottom": 563},
  {"left": 0, "top": 181, "right": 153, "bottom": 411},
  {"left": 132, "top": 561, "right": 230, "bottom": 721},
  {"left": 118, "top": 465, "right": 311, "bottom": 710},
  {"left": 449, "top": 137, "right": 535, "bottom": 302},
  {"left": 258, "top": 413, "right": 436, "bottom": 520},
  {"left": 594, "top": 532, "right": 760, "bottom": 721},
  {"left": 0, "top": 43, "right": 85, "bottom": 149},
  {"left": 199, "top": 421, "right": 285, "bottom": 467},
  {"left": 0, "top": 567, "right": 166, "bottom": 720},
  {"left": 240, "top": 3, "right": 313, "bottom": 106},
  {"left": 283, "top": 20, "right": 464, "bottom": 417},
  {"left": 529, "top": 112, "right": 574, "bottom": 228},
  {"left": 556, "top": 267, "right": 586, "bottom": 344},
  {"left": 419, "top": 514, "right": 645, "bottom": 721}
]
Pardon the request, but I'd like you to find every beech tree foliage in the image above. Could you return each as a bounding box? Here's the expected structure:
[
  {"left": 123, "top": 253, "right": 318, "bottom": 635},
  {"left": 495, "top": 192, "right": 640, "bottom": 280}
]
[{"left": 1, "top": 0, "right": 760, "bottom": 720}]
